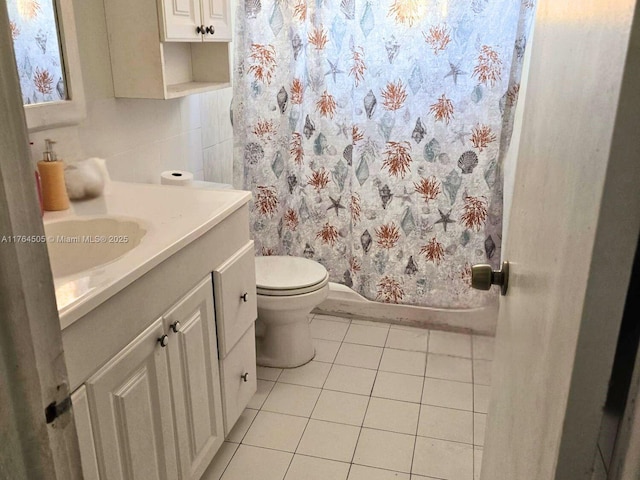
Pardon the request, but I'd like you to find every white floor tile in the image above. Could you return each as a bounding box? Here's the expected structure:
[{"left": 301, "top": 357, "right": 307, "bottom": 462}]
[
  {"left": 472, "top": 336, "right": 495, "bottom": 360},
  {"left": 379, "top": 349, "right": 426, "bottom": 377},
  {"left": 348, "top": 465, "right": 410, "bottom": 480},
  {"left": 314, "top": 314, "right": 352, "bottom": 324},
  {"left": 344, "top": 324, "right": 389, "bottom": 347},
  {"left": 262, "top": 382, "right": 321, "bottom": 417},
  {"left": 353, "top": 428, "right": 415, "bottom": 473},
  {"left": 474, "top": 447, "right": 483, "bottom": 480},
  {"left": 363, "top": 397, "right": 420, "bottom": 435},
  {"left": 311, "top": 318, "right": 350, "bottom": 341},
  {"left": 312, "top": 390, "right": 370, "bottom": 426},
  {"left": 474, "top": 385, "right": 490, "bottom": 414},
  {"left": 412, "top": 437, "right": 473, "bottom": 480},
  {"left": 201, "top": 442, "right": 238, "bottom": 480},
  {"left": 351, "top": 319, "right": 391, "bottom": 329},
  {"left": 221, "top": 444, "right": 292, "bottom": 480},
  {"left": 278, "top": 361, "right": 332, "bottom": 388},
  {"left": 474, "top": 413, "right": 486, "bottom": 446},
  {"left": 473, "top": 359, "right": 492, "bottom": 386},
  {"left": 296, "top": 419, "right": 360, "bottom": 462},
  {"left": 428, "top": 331, "right": 472, "bottom": 358},
  {"left": 284, "top": 455, "right": 350, "bottom": 480},
  {"left": 372, "top": 371, "right": 424, "bottom": 403},
  {"left": 385, "top": 328, "right": 429, "bottom": 352},
  {"left": 226, "top": 408, "right": 258, "bottom": 443},
  {"left": 422, "top": 377, "right": 473, "bottom": 411},
  {"left": 426, "top": 354, "right": 473, "bottom": 383},
  {"left": 243, "top": 411, "right": 308, "bottom": 452},
  {"left": 257, "top": 366, "right": 283, "bottom": 382},
  {"left": 324, "top": 364, "right": 377, "bottom": 396},
  {"left": 335, "top": 343, "right": 384, "bottom": 370},
  {"left": 417, "top": 405, "right": 473, "bottom": 444},
  {"left": 247, "top": 380, "right": 275, "bottom": 409},
  {"left": 314, "top": 339, "right": 342, "bottom": 363}
]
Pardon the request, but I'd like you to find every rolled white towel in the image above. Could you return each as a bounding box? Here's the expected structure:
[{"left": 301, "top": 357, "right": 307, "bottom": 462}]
[{"left": 64, "top": 157, "right": 108, "bottom": 200}]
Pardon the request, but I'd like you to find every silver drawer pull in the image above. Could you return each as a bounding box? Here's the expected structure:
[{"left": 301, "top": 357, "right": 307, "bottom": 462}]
[
  {"left": 158, "top": 334, "right": 169, "bottom": 348},
  {"left": 240, "top": 292, "right": 249, "bottom": 302},
  {"left": 170, "top": 321, "right": 181, "bottom": 333},
  {"left": 241, "top": 372, "right": 249, "bottom": 382}
]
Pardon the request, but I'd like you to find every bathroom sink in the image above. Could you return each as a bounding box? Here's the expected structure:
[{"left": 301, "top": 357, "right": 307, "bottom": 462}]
[{"left": 44, "top": 217, "right": 147, "bottom": 278}]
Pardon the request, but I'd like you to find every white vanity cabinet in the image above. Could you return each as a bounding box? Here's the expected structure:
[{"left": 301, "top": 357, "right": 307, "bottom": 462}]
[
  {"left": 160, "top": 0, "right": 232, "bottom": 42},
  {"left": 85, "top": 278, "right": 225, "bottom": 480},
  {"left": 63, "top": 196, "right": 257, "bottom": 480}
]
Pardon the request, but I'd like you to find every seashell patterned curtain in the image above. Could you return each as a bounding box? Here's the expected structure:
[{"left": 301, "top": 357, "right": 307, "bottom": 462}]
[{"left": 234, "top": 0, "right": 536, "bottom": 308}]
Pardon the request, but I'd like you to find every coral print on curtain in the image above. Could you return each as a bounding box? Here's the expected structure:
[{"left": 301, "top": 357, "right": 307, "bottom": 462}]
[
  {"left": 7, "top": 0, "right": 66, "bottom": 105},
  {"left": 234, "top": 0, "right": 536, "bottom": 308}
]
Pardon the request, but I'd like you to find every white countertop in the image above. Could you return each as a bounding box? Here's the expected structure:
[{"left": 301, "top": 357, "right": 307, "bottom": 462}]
[{"left": 44, "top": 182, "right": 251, "bottom": 329}]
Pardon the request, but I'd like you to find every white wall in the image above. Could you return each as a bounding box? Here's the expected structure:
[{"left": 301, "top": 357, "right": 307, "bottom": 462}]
[
  {"left": 27, "top": 0, "right": 235, "bottom": 186},
  {"left": 501, "top": 23, "right": 535, "bottom": 254}
]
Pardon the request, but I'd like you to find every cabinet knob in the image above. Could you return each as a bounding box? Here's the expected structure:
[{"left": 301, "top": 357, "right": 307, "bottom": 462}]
[
  {"left": 170, "top": 321, "right": 181, "bottom": 333},
  {"left": 206, "top": 25, "right": 215, "bottom": 34},
  {"left": 241, "top": 372, "right": 249, "bottom": 382},
  {"left": 240, "top": 292, "right": 249, "bottom": 303},
  {"left": 196, "top": 25, "right": 205, "bottom": 34},
  {"left": 158, "top": 334, "right": 169, "bottom": 348}
]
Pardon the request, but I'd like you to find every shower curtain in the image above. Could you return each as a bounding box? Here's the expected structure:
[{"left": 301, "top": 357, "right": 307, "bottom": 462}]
[{"left": 233, "top": 0, "right": 535, "bottom": 308}]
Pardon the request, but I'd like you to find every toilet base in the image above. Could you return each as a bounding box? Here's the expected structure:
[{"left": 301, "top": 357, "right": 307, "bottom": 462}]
[{"left": 256, "top": 315, "right": 316, "bottom": 368}]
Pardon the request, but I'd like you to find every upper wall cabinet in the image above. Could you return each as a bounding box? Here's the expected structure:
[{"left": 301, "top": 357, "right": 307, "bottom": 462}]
[
  {"left": 103, "top": 0, "right": 231, "bottom": 99},
  {"left": 161, "top": 0, "right": 232, "bottom": 42}
]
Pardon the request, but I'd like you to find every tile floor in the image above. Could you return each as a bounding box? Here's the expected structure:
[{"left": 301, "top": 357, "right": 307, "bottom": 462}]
[{"left": 202, "top": 314, "right": 494, "bottom": 480}]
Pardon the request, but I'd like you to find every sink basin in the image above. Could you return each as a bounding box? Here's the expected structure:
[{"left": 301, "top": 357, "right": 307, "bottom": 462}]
[{"left": 44, "top": 217, "right": 147, "bottom": 278}]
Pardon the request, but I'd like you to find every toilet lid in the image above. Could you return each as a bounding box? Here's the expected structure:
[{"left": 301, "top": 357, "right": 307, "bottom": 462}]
[{"left": 255, "top": 256, "right": 329, "bottom": 292}]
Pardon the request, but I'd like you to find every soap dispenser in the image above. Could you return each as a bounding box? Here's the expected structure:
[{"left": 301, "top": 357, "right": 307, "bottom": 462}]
[{"left": 37, "top": 139, "right": 70, "bottom": 211}]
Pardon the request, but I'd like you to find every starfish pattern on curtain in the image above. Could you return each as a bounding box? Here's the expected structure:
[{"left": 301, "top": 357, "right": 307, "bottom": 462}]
[{"left": 234, "top": 0, "right": 536, "bottom": 308}]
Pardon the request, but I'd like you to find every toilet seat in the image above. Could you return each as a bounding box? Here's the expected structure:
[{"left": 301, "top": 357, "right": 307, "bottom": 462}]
[{"left": 255, "top": 256, "right": 329, "bottom": 296}]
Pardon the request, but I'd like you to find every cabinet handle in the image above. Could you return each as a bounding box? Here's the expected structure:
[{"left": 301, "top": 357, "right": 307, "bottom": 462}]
[
  {"left": 241, "top": 292, "right": 249, "bottom": 302},
  {"left": 170, "top": 321, "right": 181, "bottom": 333},
  {"left": 196, "top": 25, "right": 205, "bottom": 34},
  {"left": 158, "top": 334, "right": 169, "bottom": 348},
  {"left": 241, "top": 372, "right": 249, "bottom": 382},
  {"left": 206, "top": 25, "right": 215, "bottom": 34}
]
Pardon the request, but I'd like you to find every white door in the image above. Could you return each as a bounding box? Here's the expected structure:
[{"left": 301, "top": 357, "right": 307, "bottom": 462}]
[
  {"left": 160, "top": 0, "right": 203, "bottom": 41},
  {"left": 481, "top": 1, "right": 640, "bottom": 479},
  {"left": 164, "top": 278, "right": 225, "bottom": 480},
  {"left": 201, "top": 0, "right": 232, "bottom": 41},
  {"left": 86, "top": 319, "right": 179, "bottom": 480}
]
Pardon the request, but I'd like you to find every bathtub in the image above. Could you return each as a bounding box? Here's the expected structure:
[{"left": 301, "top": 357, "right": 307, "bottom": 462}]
[{"left": 314, "top": 282, "right": 498, "bottom": 336}]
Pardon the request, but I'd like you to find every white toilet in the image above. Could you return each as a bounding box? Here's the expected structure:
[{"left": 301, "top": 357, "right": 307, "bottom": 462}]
[{"left": 255, "top": 256, "right": 329, "bottom": 368}]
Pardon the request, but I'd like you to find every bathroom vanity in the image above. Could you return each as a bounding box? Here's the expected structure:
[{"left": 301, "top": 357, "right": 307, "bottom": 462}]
[{"left": 50, "top": 182, "right": 256, "bottom": 480}]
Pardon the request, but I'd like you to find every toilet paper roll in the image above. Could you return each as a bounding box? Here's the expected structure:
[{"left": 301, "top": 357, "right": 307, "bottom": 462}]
[{"left": 161, "top": 170, "right": 194, "bottom": 186}]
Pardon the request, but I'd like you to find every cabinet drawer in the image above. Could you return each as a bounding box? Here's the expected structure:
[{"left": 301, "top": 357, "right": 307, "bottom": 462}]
[
  {"left": 220, "top": 325, "right": 257, "bottom": 435},
  {"left": 213, "top": 242, "right": 257, "bottom": 357}
]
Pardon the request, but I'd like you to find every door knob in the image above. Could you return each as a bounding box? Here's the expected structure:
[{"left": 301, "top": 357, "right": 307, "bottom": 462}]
[
  {"left": 471, "top": 261, "right": 510, "bottom": 296},
  {"left": 241, "top": 292, "right": 249, "bottom": 302},
  {"left": 158, "top": 334, "right": 169, "bottom": 347},
  {"left": 170, "top": 321, "right": 181, "bottom": 333},
  {"left": 205, "top": 25, "right": 215, "bottom": 34},
  {"left": 196, "top": 25, "right": 205, "bottom": 34},
  {"left": 241, "top": 372, "right": 249, "bottom": 382}
]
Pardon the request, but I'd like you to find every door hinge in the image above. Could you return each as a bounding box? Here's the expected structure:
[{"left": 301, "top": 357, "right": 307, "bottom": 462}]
[{"left": 45, "top": 396, "right": 72, "bottom": 424}]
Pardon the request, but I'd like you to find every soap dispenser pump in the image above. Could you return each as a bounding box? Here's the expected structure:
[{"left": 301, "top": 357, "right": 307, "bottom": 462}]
[{"left": 37, "top": 139, "right": 70, "bottom": 211}]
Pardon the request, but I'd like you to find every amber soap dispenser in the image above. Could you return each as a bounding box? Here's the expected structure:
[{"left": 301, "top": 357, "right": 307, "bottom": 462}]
[{"left": 37, "top": 139, "right": 69, "bottom": 211}]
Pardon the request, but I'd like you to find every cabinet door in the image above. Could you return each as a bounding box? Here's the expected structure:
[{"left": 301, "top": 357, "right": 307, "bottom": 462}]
[
  {"left": 71, "top": 386, "right": 100, "bottom": 480},
  {"left": 201, "top": 0, "right": 232, "bottom": 41},
  {"left": 160, "top": 0, "right": 203, "bottom": 41},
  {"left": 164, "top": 277, "right": 225, "bottom": 480},
  {"left": 86, "top": 319, "right": 178, "bottom": 480}
]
